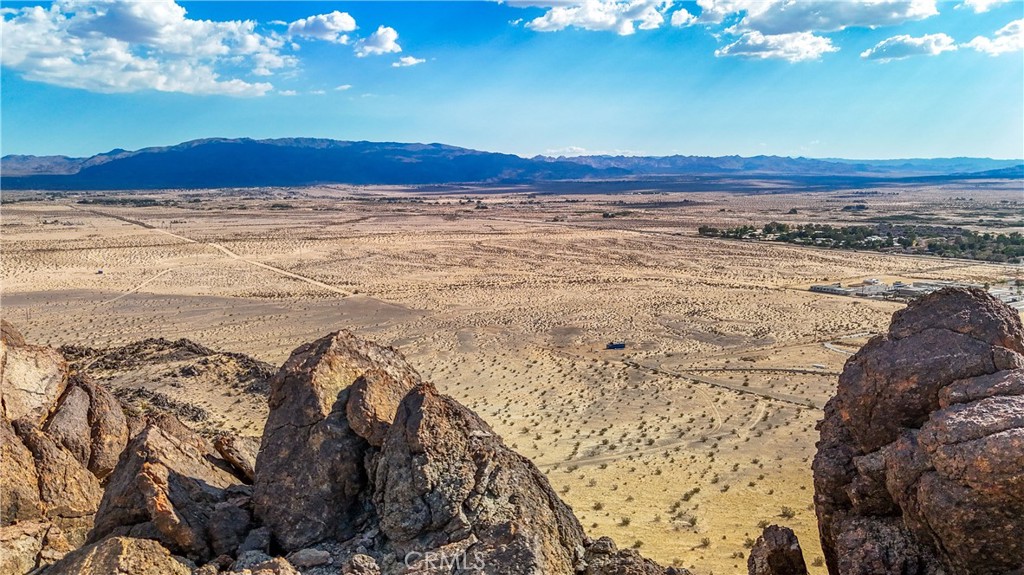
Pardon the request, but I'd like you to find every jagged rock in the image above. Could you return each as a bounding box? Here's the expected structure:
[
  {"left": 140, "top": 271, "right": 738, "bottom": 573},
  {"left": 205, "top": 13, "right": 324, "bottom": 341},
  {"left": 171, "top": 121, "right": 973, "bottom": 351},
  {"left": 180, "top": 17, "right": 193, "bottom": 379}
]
[
  {"left": 39, "top": 536, "right": 191, "bottom": 575},
  {"left": 1, "top": 328, "right": 68, "bottom": 423},
  {"left": 348, "top": 367, "right": 420, "bottom": 447},
  {"left": 207, "top": 501, "right": 253, "bottom": 557},
  {"left": 238, "top": 526, "right": 271, "bottom": 554},
  {"left": 12, "top": 418, "right": 103, "bottom": 547},
  {"left": 287, "top": 548, "right": 331, "bottom": 568},
  {"left": 248, "top": 557, "right": 301, "bottom": 575},
  {"left": 746, "top": 526, "right": 807, "bottom": 575},
  {"left": 43, "top": 376, "right": 129, "bottom": 482},
  {"left": 233, "top": 550, "right": 274, "bottom": 570},
  {"left": 0, "top": 521, "right": 49, "bottom": 575},
  {"left": 375, "top": 382, "right": 587, "bottom": 574},
  {"left": 43, "top": 385, "right": 92, "bottom": 467},
  {"left": 831, "top": 517, "right": 938, "bottom": 575},
  {"left": 813, "top": 288, "right": 1024, "bottom": 575},
  {"left": 582, "top": 537, "right": 688, "bottom": 575},
  {"left": 1, "top": 417, "right": 43, "bottom": 523},
  {"left": 214, "top": 434, "right": 260, "bottom": 483},
  {"left": 342, "top": 554, "right": 381, "bottom": 574},
  {"left": 2, "top": 319, "right": 26, "bottom": 346},
  {"left": 253, "top": 330, "right": 420, "bottom": 550},
  {"left": 89, "top": 421, "right": 239, "bottom": 561},
  {"left": 887, "top": 287, "right": 1024, "bottom": 353}
]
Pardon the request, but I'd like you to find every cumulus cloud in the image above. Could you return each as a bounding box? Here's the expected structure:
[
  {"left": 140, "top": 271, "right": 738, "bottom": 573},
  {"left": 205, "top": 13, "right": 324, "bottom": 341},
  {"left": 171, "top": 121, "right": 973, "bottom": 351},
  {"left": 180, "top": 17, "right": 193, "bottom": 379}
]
[
  {"left": 965, "top": 18, "right": 1023, "bottom": 55},
  {"left": 286, "top": 11, "right": 356, "bottom": 44},
  {"left": 0, "top": 0, "right": 293, "bottom": 96},
  {"left": 861, "top": 33, "right": 957, "bottom": 61},
  {"left": 335, "top": 84, "right": 353, "bottom": 91},
  {"left": 715, "top": 31, "right": 838, "bottom": 62},
  {"left": 670, "top": 8, "right": 696, "bottom": 27},
  {"left": 355, "top": 25, "right": 401, "bottom": 57},
  {"left": 392, "top": 55, "right": 425, "bottom": 67},
  {"left": 525, "top": 0, "right": 672, "bottom": 36},
  {"left": 959, "top": 0, "right": 1011, "bottom": 13},
  {"left": 720, "top": 0, "right": 939, "bottom": 35}
]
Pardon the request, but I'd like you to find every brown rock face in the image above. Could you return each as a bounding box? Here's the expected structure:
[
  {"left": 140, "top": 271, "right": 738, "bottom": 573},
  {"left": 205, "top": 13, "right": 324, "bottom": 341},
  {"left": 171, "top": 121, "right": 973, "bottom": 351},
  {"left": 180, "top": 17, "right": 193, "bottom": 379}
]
[
  {"left": 1, "top": 417, "right": 43, "bottom": 523},
  {"left": 1, "top": 330, "right": 68, "bottom": 424},
  {"left": 583, "top": 537, "right": 687, "bottom": 575},
  {"left": 44, "top": 376, "right": 130, "bottom": 483},
  {"left": 374, "top": 382, "right": 587, "bottom": 573},
  {"left": 39, "top": 536, "right": 191, "bottom": 575},
  {"left": 1, "top": 521, "right": 51, "bottom": 575},
  {"left": 12, "top": 418, "right": 104, "bottom": 547},
  {"left": 746, "top": 526, "right": 808, "bottom": 575},
  {"left": 89, "top": 421, "right": 239, "bottom": 561},
  {"left": 253, "top": 330, "right": 420, "bottom": 550},
  {"left": 813, "top": 288, "right": 1024, "bottom": 575},
  {"left": 214, "top": 434, "right": 260, "bottom": 483}
]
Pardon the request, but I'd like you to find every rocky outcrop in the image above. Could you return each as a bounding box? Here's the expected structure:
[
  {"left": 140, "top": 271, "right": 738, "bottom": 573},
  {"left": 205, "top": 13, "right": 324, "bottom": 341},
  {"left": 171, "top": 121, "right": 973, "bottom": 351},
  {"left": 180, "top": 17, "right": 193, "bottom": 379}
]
[
  {"left": 583, "top": 537, "right": 678, "bottom": 575},
  {"left": 39, "top": 536, "right": 191, "bottom": 575},
  {"left": 1, "top": 417, "right": 43, "bottom": 523},
  {"left": 746, "top": 526, "right": 808, "bottom": 575},
  {"left": 812, "top": 288, "right": 1024, "bottom": 575},
  {"left": 214, "top": 434, "right": 260, "bottom": 483},
  {"left": 253, "top": 330, "right": 421, "bottom": 550},
  {"left": 87, "top": 421, "right": 241, "bottom": 561},
  {"left": 0, "top": 327, "right": 122, "bottom": 573},
  {"left": 11, "top": 418, "right": 104, "bottom": 546},
  {"left": 44, "top": 376, "right": 130, "bottom": 482},
  {"left": 375, "top": 382, "right": 588, "bottom": 573},
  {"left": 1, "top": 321, "right": 68, "bottom": 423}
]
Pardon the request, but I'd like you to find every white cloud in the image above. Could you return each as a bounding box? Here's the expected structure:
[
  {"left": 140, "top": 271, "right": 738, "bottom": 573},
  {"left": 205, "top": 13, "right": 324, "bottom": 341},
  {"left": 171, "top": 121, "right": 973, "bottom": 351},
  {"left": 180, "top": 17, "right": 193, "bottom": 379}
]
[
  {"left": 525, "top": 0, "right": 672, "bottom": 36},
  {"left": 715, "top": 31, "right": 837, "bottom": 61},
  {"left": 959, "top": 0, "right": 1011, "bottom": 13},
  {"left": 861, "top": 33, "right": 957, "bottom": 61},
  {"left": 278, "top": 89, "right": 298, "bottom": 96},
  {"left": 965, "top": 18, "right": 1023, "bottom": 55},
  {"left": 335, "top": 84, "right": 353, "bottom": 91},
  {"left": 392, "top": 55, "right": 425, "bottom": 67},
  {"left": 286, "top": 11, "right": 356, "bottom": 44},
  {"left": 355, "top": 25, "right": 401, "bottom": 57},
  {"left": 670, "top": 8, "right": 696, "bottom": 27},
  {"left": 0, "top": 0, "right": 294, "bottom": 96},
  {"left": 719, "top": 0, "right": 939, "bottom": 35}
]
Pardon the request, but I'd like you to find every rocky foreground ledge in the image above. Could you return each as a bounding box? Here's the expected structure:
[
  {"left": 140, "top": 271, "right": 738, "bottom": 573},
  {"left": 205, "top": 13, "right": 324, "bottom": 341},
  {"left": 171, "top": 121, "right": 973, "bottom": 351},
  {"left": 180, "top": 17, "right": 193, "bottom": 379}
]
[{"left": 1, "top": 287, "right": 1022, "bottom": 575}]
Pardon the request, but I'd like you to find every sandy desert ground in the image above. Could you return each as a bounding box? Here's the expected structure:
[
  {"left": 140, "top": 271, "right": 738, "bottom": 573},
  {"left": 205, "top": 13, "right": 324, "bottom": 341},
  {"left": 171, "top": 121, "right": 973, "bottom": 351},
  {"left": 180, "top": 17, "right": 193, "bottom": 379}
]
[{"left": 2, "top": 181, "right": 1021, "bottom": 574}]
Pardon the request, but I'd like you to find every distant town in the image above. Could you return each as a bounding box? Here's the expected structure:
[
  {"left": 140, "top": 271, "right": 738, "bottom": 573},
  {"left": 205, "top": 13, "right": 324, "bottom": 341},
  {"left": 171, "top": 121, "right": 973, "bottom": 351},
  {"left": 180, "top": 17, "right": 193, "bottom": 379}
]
[
  {"left": 698, "top": 222, "right": 1024, "bottom": 264},
  {"left": 809, "top": 278, "right": 1024, "bottom": 310}
]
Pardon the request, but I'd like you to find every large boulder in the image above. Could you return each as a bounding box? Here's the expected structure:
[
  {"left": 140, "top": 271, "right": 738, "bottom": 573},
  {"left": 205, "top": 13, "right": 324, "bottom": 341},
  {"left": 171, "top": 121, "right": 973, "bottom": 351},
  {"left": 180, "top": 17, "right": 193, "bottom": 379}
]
[
  {"left": 11, "top": 418, "right": 103, "bottom": 547},
  {"left": 214, "top": 434, "right": 260, "bottom": 483},
  {"left": 812, "top": 288, "right": 1024, "bottom": 575},
  {"left": 43, "top": 376, "right": 130, "bottom": 483},
  {"left": 1, "top": 417, "right": 43, "bottom": 523},
  {"left": 39, "top": 536, "right": 191, "bottom": 575},
  {"left": 747, "top": 526, "right": 808, "bottom": 575},
  {"left": 253, "top": 330, "right": 420, "bottom": 551},
  {"left": 374, "top": 382, "right": 588, "bottom": 574},
  {"left": 1, "top": 325, "right": 68, "bottom": 424},
  {"left": 89, "top": 420, "right": 239, "bottom": 561}
]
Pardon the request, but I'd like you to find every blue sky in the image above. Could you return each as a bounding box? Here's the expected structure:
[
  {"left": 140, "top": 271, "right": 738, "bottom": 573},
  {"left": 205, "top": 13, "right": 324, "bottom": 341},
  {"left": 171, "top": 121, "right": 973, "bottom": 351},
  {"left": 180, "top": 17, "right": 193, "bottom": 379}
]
[{"left": 2, "top": 1, "right": 1022, "bottom": 159}]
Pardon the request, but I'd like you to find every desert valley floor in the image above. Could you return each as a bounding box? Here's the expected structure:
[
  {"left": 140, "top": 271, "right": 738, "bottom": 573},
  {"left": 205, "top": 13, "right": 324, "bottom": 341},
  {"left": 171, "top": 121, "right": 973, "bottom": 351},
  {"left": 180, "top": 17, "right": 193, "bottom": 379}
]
[{"left": 3, "top": 182, "right": 1022, "bottom": 574}]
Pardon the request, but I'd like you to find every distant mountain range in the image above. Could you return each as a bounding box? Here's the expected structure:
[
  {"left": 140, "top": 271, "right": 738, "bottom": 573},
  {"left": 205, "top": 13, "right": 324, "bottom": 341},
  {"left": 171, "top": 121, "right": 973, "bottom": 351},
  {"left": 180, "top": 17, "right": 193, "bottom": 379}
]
[{"left": 2, "top": 137, "right": 1021, "bottom": 190}]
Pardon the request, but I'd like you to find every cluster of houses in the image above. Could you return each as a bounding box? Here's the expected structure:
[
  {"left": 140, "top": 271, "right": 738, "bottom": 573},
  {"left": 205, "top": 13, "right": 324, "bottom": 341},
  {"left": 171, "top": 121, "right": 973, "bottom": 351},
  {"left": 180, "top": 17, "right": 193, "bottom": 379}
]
[{"left": 810, "top": 279, "right": 1024, "bottom": 310}]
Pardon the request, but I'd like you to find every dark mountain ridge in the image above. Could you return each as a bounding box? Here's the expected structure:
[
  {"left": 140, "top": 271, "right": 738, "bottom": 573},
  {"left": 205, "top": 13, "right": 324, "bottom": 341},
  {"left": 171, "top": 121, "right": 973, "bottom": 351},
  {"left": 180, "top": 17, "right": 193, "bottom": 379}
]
[{"left": 2, "top": 137, "right": 1020, "bottom": 190}]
